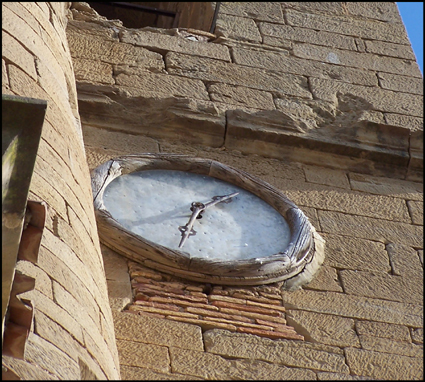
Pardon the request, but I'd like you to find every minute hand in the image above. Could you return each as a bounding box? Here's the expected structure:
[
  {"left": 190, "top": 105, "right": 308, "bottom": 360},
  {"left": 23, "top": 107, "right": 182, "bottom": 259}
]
[{"left": 178, "top": 192, "right": 239, "bottom": 248}]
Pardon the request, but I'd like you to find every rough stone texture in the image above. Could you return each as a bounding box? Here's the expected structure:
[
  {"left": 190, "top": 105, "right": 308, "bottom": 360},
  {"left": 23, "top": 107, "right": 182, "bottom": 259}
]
[
  {"left": 365, "top": 39, "right": 416, "bottom": 60},
  {"left": 407, "top": 200, "right": 423, "bottom": 225},
  {"left": 204, "top": 330, "right": 349, "bottom": 373},
  {"left": 166, "top": 52, "right": 312, "bottom": 98},
  {"left": 259, "top": 22, "right": 357, "bottom": 51},
  {"left": 170, "top": 347, "right": 316, "bottom": 380},
  {"left": 2, "top": 2, "right": 120, "bottom": 379},
  {"left": 281, "top": 289, "right": 422, "bottom": 327},
  {"left": 377, "top": 72, "right": 423, "bottom": 95},
  {"left": 302, "top": 266, "right": 343, "bottom": 292},
  {"left": 303, "top": 166, "right": 350, "bottom": 189},
  {"left": 359, "top": 336, "right": 423, "bottom": 357},
  {"left": 219, "top": 2, "right": 284, "bottom": 23},
  {"left": 411, "top": 328, "right": 423, "bottom": 344},
  {"left": 120, "top": 365, "right": 201, "bottom": 380},
  {"left": 293, "top": 43, "right": 421, "bottom": 77},
  {"left": 356, "top": 321, "right": 411, "bottom": 343},
  {"left": 113, "top": 311, "right": 203, "bottom": 351},
  {"left": 348, "top": 173, "right": 423, "bottom": 201},
  {"left": 215, "top": 14, "right": 262, "bottom": 43},
  {"left": 384, "top": 113, "right": 424, "bottom": 131},
  {"left": 339, "top": 269, "right": 423, "bottom": 305},
  {"left": 24, "top": 333, "right": 80, "bottom": 380},
  {"left": 321, "top": 233, "right": 391, "bottom": 273},
  {"left": 310, "top": 78, "right": 423, "bottom": 117},
  {"left": 120, "top": 28, "right": 231, "bottom": 61},
  {"left": 285, "top": 310, "right": 360, "bottom": 348},
  {"left": 345, "top": 348, "right": 423, "bottom": 380},
  {"left": 232, "top": 47, "right": 378, "bottom": 86},
  {"left": 208, "top": 83, "right": 275, "bottom": 110},
  {"left": 117, "top": 339, "right": 170, "bottom": 373},
  {"left": 285, "top": 9, "right": 410, "bottom": 44},
  {"left": 317, "top": 372, "right": 373, "bottom": 380},
  {"left": 385, "top": 243, "right": 424, "bottom": 279},
  {"left": 319, "top": 210, "right": 423, "bottom": 247}
]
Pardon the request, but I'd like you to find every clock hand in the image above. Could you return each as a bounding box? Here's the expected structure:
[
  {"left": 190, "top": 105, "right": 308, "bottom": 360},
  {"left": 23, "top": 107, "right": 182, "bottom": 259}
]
[{"left": 178, "top": 192, "right": 239, "bottom": 248}]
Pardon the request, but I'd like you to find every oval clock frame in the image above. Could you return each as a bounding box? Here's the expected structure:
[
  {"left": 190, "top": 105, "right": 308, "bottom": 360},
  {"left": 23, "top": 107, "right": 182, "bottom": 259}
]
[{"left": 91, "top": 153, "right": 325, "bottom": 288}]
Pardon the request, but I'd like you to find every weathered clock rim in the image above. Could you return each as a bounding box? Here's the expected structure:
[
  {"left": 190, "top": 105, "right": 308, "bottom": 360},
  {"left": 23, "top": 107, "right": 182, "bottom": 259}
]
[{"left": 91, "top": 153, "right": 325, "bottom": 287}]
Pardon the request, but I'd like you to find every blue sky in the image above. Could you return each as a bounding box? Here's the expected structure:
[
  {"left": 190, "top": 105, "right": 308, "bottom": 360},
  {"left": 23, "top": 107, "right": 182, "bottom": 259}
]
[{"left": 397, "top": 2, "right": 423, "bottom": 75}]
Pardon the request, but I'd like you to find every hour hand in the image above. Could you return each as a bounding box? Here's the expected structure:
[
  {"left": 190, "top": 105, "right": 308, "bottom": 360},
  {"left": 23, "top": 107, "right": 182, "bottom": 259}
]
[{"left": 178, "top": 192, "right": 239, "bottom": 248}]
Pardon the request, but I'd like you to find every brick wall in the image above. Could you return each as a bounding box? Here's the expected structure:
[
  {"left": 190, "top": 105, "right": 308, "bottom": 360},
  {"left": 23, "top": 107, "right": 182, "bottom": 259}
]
[{"left": 2, "top": 2, "right": 120, "bottom": 379}]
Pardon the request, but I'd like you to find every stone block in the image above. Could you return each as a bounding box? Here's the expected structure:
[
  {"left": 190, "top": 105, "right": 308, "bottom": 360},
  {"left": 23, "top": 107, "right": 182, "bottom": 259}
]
[
  {"left": 356, "top": 321, "right": 411, "bottom": 342},
  {"left": 208, "top": 83, "right": 275, "bottom": 110},
  {"left": 120, "top": 365, "right": 199, "bottom": 380},
  {"left": 259, "top": 22, "right": 357, "bottom": 50},
  {"left": 411, "top": 328, "right": 423, "bottom": 344},
  {"left": 67, "top": 19, "right": 119, "bottom": 40},
  {"left": 52, "top": 280, "right": 102, "bottom": 340},
  {"left": 2, "top": 30, "right": 37, "bottom": 80},
  {"left": 82, "top": 328, "right": 119, "bottom": 379},
  {"left": 219, "top": 2, "right": 284, "bottom": 23},
  {"left": 317, "top": 372, "right": 371, "bottom": 380},
  {"left": 280, "top": 289, "right": 422, "bottom": 327},
  {"left": 303, "top": 266, "right": 343, "bottom": 292},
  {"left": 115, "top": 72, "right": 209, "bottom": 100},
  {"left": 322, "top": 233, "right": 391, "bottom": 273},
  {"left": 359, "top": 335, "right": 423, "bottom": 357},
  {"left": 285, "top": 9, "right": 410, "bottom": 44},
  {"left": 281, "top": 179, "right": 411, "bottom": 223},
  {"left": 293, "top": 43, "right": 420, "bottom": 77},
  {"left": 232, "top": 47, "right": 378, "bottom": 86},
  {"left": 345, "top": 347, "right": 423, "bottom": 380},
  {"left": 68, "top": 32, "right": 165, "bottom": 69},
  {"left": 318, "top": 210, "right": 423, "bottom": 247},
  {"left": 77, "top": 85, "right": 226, "bottom": 147},
  {"left": 378, "top": 72, "right": 423, "bottom": 95},
  {"left": 120, "top": 29, "right": 231, "bottom": 61},
  {"left": 407, "top": 129, "right": 424, "bottom": 181},
  {"left": 166, "top": 52, "right": 312, "bottom": 98},
  {"left": 285, "top": 310, "right": 359, "bottom": 348},
  {"left": 344, "top": 2, "right": 401, "bottom": 23},
  {"left": 203, "top": 329, "right": 349, "bottom": 373},
  {"left": 101, "top": 244, "right": 130, "bottom": 282},
  {"left": 303, "top": 166, "right": 350, "bottom": 189},
  {"left": 215, "top": 14, "right": 261, "bottom": 43},
  {"left": 113, "top": 311, "right": 204, "bottom": 351},
  {"left": 407, "top": 200, "right": 423, "bottom": 225},
  {"left": 384, "top": 113, "right": 423, "bottom": 131},
  {"left": 117, "top": 339, "right": 170, "bottom": 372},
  {"left": 24, "top": 333, "right": 80, "bottom": 380},
  {"left": 83, "top": 125, "right": 159, "bottom": 161},
  {"left": 348, "top": 173, "right": 423, "bottom": 201},
  {"left": 18, "top": 287, "right": 84, "bottom": 344},
  {"left": 385, "top": 243, "right": 423, "bottom": 279},
  {"left": 33, "top": 310, "right": 82, "bottom": 362},
  {"left": 365, "top": 40, "right": 416, "bottom": 60},
  {"left": 340, "top": 270, "right": 423, "bottom": 305},
  {"left": 15, "top": 260, "right": 53, "bottom": 299},
  {"left": 107, "top": 280, "right": 132, "bottom": 312},
  {"left": 73, "top": 58, "right": 114, "bottom": 85},
  {"left": 281, "top": 2, "right": 348, "bottom": 16},
  {"left": 2, "top": 355, "right": 59, "bottom": 380},
  {"left": 310, "top": 77, "right": 423, "bottom": 117},
  {"left": 170, "top": 347, "right": 316, "bottom": 380}
]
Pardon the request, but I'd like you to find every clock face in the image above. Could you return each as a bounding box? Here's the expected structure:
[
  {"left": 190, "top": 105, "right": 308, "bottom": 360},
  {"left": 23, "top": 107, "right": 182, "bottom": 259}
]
[
  {"left": 91, "top": 154, "right": 325, "bottom": 287},
  {"left": 103, "top": 170, "right": 291, "bottom": 261}
]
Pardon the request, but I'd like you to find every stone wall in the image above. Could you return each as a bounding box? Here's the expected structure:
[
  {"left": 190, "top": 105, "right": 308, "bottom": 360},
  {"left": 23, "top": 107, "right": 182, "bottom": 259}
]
[
  {"left": 2, "top": 2, "right": 422, "bottom": 380},
  {"left": 2, "top": 2, "right": 120, "bottom": 379},
  {"left": 73, "top": 2, "right": 423, "bottom": 380}
]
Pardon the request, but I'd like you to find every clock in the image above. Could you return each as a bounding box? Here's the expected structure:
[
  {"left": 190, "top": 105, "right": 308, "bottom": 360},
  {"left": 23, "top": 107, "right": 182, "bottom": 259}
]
[{"left": 91, "top": 153, "right": 325, "bottom": 288}]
